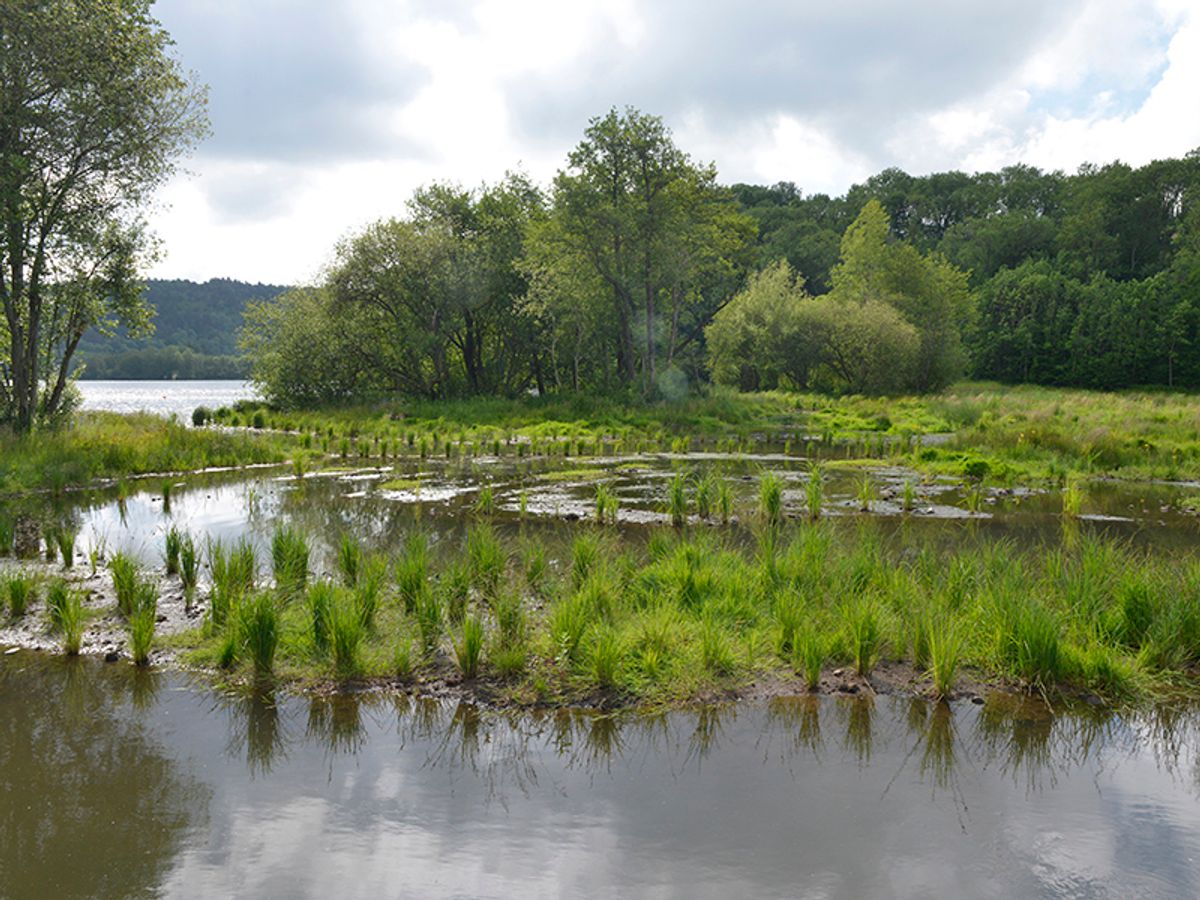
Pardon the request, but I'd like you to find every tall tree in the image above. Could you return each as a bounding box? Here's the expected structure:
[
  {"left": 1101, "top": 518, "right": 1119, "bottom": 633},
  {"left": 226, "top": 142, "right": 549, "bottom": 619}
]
[
  {"left": 541, "top": 107, "right": 752, "bottom": 395},
  {"left": 0, "top": 0, "right": 208, "bottom": 429}
]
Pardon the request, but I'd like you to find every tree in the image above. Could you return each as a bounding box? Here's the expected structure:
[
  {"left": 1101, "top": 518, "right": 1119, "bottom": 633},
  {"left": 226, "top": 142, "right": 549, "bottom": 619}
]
[
  {"left": 539, "top": 107, "right": 753, "bottom": 395},
  {"left": 830, "top": 200, "right": 973, "bottom": 390},
  {"left": 0, "top": 0, "right": 207, "bottom": 430},
  {"left": 705, "top": 261, "right": 821, "bottom": 390}
]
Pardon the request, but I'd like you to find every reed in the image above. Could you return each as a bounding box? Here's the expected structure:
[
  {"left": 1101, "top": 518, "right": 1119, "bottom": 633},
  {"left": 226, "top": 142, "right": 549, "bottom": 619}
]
[
  {"left": 109, "top": 552, "right": 139, "bottom": 617},
  {"left": 590, "top": 625, "right": 624, "bottom": 689},
  {"left": 46, "top": 579, "right": 69, "bottom": 630},
  {"left": 238, "top": 592, "right": 279, "bottom": 677},
  {"left": 926, "top": 618, "right": 963, "bottom": 699},
  {"left": 855, "top": 473, "right": 874, "bottom": 512},
  {"left": 306, "top": 580, "right": 336, "bottom": 654},
  {"left": 416, "top": 589, "right": 444, "bottom": 657},
  {"left": 336, "top": 534, "right": 362, "bottom": 586},
  {"left": 453, "top": 615, "right": 485, "bottom": 679},
  {"left": 700, "top": 617, "right": 736, "bottom": 675},
  {"left": 594, "top": 483, "right": 619, "bottom": 525},
  {"left": 128, "top": 581, "right": 157, "bottom": 666},
  {"left": 805, "top": 462, "right": 824, "bottom": 520},
  {"left": 759, "top": 471, "right": 783, "bottom": 529},
  {"left": 466, "top": 524, "right": 505, "bottom": 599},
  {"left": 396, "top": 530, "right": 429, "bottom": 614},
  {"left": 793, "top": 628, "right": 825, "bottom": 690},
  {"left": 330, "top": 592, "right": 365, "bottom": 677},
  {"left": 57, "top": 587, "right": 85, "bottom": 655},
  {"left": 56, "top": 526, "right": 77, "bottom": 569},
  {"left": 695, "top": 471, "right": 715, "bottom": 520},
  {"left": 179, "top": 534, "right": 199, "bottom": 602},
  {"left": 667, "top": 471, "right": 688, "bottom": 527},
  {"left": 354, "top": 554, "right": 386, "bottom": 630},
  {"left": 846, "top": 601, "right": 883, "bottom": 677},
  {"left": 473, "top": 484, "right": 496, "bottom": 517},
  {"left": 571, "top": 532, "right": 602, "bottom": 589},
  {"left": 164, "top": 527, "right": 182, "bottom": 576},
  {"left": 4, "top": 571, "right": 36, "bottom": 617},
  {"left": 715, "top": 478, "right": 734, "bottom": 525},
  {"left": 270, "top": 525, "right": 309, "bottom": 597}
]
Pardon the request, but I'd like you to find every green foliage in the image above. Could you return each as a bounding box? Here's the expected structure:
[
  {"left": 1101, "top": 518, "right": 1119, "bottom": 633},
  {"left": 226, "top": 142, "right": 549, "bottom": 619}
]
[
  {"left": 270, "top": 525, "right": 309, "bottom": 597},
  {"left": 0, "top": 0, "right": 208, "bottom": 429},
  {"left": 336, "top": 535, "right": 362, "bottom": 586},
  {"left": 164, "top": 527, "right": 182, "bottom": 576},
  {"left": 759, "top": 472, "right": 783, "bottom": 529},
  {"left": 453, "top": 616, "right": 485, "bottom": 679},
  {"left": 238, "top": 592, "right": 279, "bottom": 677},
  {"left": 330, "top": 592, "right": 365, "bottom": 677},
  {"left": 4, "top": 571, "right": 36, "bottom": 617},
  {"left": 109, "top": 552, "right": 139, "bottom": 617},
  {"left": 667, "top": 471, "right": 688, "bottom": 527}
]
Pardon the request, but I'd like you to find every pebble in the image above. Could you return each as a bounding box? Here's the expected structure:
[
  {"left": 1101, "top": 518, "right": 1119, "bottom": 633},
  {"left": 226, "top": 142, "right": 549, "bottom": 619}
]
[{"left": 104, "top": 651, "right": 120, "bottom": 663}]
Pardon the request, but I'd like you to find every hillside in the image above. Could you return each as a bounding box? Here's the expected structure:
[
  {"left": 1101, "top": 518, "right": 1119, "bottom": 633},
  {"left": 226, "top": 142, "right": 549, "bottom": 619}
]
[{"left": 77, "top": 279, "right": 288, "bottom": 379}]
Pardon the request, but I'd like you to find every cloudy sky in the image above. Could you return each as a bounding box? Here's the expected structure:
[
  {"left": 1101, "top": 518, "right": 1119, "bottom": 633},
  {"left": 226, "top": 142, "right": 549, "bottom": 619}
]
[{"left": 149, "top": 0, "right": 1200, "bottom": 285}]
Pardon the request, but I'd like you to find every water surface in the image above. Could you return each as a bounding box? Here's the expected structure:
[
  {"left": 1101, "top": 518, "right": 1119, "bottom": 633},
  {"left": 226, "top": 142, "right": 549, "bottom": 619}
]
[
  {"left": 77, "top": 380, "right": 256, "bottom": 420},
  {"left": 2, "top": 654, "right": 1199, "bottom": 898}
]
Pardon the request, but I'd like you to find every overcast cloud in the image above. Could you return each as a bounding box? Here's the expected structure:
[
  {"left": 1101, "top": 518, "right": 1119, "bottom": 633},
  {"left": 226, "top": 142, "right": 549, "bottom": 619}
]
[{"left": 147, "top": 0, "right": 1200, "bottom": 284}]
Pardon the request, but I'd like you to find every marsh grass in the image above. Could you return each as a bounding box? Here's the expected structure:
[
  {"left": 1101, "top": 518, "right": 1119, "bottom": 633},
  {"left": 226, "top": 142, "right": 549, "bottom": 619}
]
[
  {"left": 793, "top": 628, "right": 826, "bottom": 690},
  {"left": 56, "top": 526, "right": 77, "bottom": 569},
  {"left": 715, "top": 478, "right": 734, "bottom": 524},
  {"left": 453, "top": 616, "right": 485, "bottom": 679},
  {"left": 759, "top": 471, "right": 784, "bottom": 529},
  {"left": 926, "top": 618, "right": 964, "bottom": 699},
  {"left": 57, "top": 587, "right": 85, "bottom": 655},
  {"left": 667, "top": 471, "right": 688, "bottom": 527},
  {"left": 4, "top": 571, "right": 36, "bottom": 617},
  {"left": 164, "top": 527, "right": 182, "bottom": 576},
  {"left": 110, "top": 552, "right": 139, "bottom": 617},
  {"left": 179, "top": 534, "right": 199, "bottom": 602},
  {"left": 416, "top": 589, "right": 444, "bottom": 657},
  {"left": 330, "top": 592, "right": 365, "bottom": 676},
  {"left": 473, "top": 484, "right": 496, "bottom": 517},
  {"left": 239, "top": 592, "right": 279, "bottom": 677},
  {"left": 467, "top": 525, "right": 506, "bottom": 599},
  {"left": 271, "top": 525, "right": 309, "bottom": 597},
  {"left": 594, "top": 483, "right": 619, "bottom": 524},
  {"left": 590, "top": 625, "right": 624, "bottom": 689},
  {"left": 306, "top": 581, "right": 336, "bottom": 655},
  {"left": 128, "top": 580, "right": 158, "bottom": 666},
  {"left": 855, "top": 473, "right": 874, "bottom": 512},
  {"left": 396, "top": 530, "right": 429, "bottom": 614},
  {"left": 336, "top": 535, "right": 363, "bottom": 586},
  {"left": 805, "top": 463, "right": 824, "bottom": 520},
  {"left": 846, "top": 601, "right": 883, "bottom": 677}
]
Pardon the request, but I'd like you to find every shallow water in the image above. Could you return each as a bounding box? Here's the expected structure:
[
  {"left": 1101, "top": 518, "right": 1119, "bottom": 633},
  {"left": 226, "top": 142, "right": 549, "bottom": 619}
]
[
  {"left": 77, "top": 379, "right": 257, "bottom": 420},
  {"left": 2, "top": 653, "right": 1199, "bottom": 898},
  {"left": 31, "top": 448, "right": 1200, "bottom": 577}
]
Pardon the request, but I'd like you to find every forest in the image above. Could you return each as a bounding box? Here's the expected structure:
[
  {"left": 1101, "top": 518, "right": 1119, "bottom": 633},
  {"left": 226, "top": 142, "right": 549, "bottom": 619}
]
[
  {"left": 77, "top": 279, "right": 286, "bottom": 379},
  {"left": 240, "top": 109, "right": 1200, "bottom": 407}
]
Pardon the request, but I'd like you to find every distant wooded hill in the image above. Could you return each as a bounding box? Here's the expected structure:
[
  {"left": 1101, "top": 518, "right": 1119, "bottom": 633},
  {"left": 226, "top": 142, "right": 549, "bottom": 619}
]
[{"left": 77, "top": 278, "right": 288, "bottom": 379}]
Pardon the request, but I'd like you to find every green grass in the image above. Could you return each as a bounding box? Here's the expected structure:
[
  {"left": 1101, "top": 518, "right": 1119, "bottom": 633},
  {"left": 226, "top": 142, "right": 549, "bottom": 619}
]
[
  {"left": 4, "top": 571, "right": 36, "bottom": 617},
  {"left": 109, "top": 552, "right": 139, "bottom": 617},
  {"left": 0, "top": 411, "right": 290, "bottom": 494},
  {"left": 164, "top": 527, "right": 182, "bottom": 576},
  {"left": 270, "top": 525, "right": 309, "bottom": 597},
  {"left": 238, "top": 592, "right": 279, "bottom": 677},
  {"left": 759, "top": 472, "right": 783, "bottom": 528},
  {"left": 128, "top": 580, "right": 158, "bottom": 666},
  {"left": 667, "top": 471, "right": 688, "bottom": 527},
  {"left": 453, "top": 615, "right": 485, "bottom": 679}
]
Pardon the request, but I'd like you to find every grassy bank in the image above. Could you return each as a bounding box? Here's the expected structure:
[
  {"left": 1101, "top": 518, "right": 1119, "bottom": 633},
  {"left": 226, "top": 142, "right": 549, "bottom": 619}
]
[
  {"left": 207, "top": 382, "right": 1200, "bottom": 486},
  {"left": 0, "top": 412, "right": 292, "bottom": 494},
  {"left": 2, "top": 516, "right": 1175, "bottom": 708}
]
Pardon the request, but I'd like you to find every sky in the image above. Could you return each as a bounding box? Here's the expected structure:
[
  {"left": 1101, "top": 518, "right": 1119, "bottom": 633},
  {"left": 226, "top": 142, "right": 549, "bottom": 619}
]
[{"left": 148, "top": 0, "right": 1200, "bottom": 285}]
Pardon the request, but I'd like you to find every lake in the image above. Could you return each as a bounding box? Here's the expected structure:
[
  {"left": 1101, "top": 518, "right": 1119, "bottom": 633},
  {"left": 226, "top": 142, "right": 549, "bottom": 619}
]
[
  {"left": 78, "top": 379, "right": 257, "bottom": 420},
  {"left": 3, "top": 653, "right": 1199, "bottom": 898}
]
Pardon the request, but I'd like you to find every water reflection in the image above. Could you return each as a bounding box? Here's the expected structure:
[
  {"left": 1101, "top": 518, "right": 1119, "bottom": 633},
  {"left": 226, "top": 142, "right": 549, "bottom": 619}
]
[
  {"left": 6, "top": 655, "right": 1200, "bottom": 897},
  {"left": 0, "top": 657, "right": 209, "bottom": 899}
]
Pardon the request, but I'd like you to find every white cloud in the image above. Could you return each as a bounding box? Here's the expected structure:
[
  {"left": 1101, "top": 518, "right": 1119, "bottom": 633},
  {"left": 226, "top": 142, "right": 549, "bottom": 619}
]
[{"left": 146, "top": 0, "right": 1200, "bottom": 283}]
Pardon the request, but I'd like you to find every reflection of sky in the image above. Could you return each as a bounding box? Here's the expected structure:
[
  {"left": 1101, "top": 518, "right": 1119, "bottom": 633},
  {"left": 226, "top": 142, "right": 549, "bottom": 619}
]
[{"left": 97, "top": 687, "right": 1199, "bottom": 899}]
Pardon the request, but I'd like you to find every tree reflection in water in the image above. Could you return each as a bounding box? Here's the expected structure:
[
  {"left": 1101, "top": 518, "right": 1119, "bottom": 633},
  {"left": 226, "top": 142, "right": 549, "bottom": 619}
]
[{"left": 0, "top": 656, "right": 210, "bottom": 900}]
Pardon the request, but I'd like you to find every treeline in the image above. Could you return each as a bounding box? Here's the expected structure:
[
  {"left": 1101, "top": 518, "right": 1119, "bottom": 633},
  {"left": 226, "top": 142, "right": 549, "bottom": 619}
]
[
  {"left": 77, "top": 279, "right": 286, "bottom": 379},
  {"left": 734, "top": 157, "right": 1200, "bottom": 388},
  {"left": 242, "top": 107, "right": 1200, "bottom": 405},
  {"left": 81, "top": 347, "right": 248, "bottom": 380}
]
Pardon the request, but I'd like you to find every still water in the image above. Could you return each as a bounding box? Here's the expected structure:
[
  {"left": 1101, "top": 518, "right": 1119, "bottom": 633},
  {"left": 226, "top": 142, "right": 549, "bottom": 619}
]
[
  {"left": 77, "top": 380, "right": 256, "bottom": 420},
  {"left": 2, "top": 654, "right": 1199, "bottom": 898}
]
